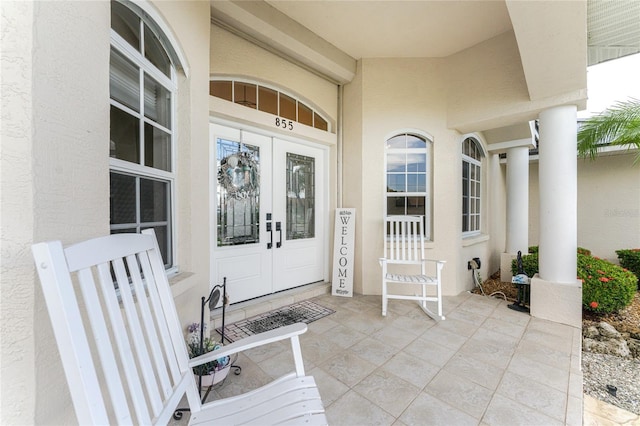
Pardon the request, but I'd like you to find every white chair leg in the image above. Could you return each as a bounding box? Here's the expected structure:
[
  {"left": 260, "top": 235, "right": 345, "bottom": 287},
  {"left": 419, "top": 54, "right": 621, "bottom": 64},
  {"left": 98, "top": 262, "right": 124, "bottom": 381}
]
[{"left": 382, "top": 281, "right": 388, "bottom": 316}]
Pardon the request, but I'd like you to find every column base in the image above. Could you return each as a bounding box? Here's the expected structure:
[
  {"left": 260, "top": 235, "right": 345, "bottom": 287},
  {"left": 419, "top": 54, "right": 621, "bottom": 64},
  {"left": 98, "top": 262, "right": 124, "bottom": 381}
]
[
  {"left": 500, "top": 253, "right": 517, "bottom": 283},
  {"left": 530, "top": 274, "right": 582, "bottom": 328}
]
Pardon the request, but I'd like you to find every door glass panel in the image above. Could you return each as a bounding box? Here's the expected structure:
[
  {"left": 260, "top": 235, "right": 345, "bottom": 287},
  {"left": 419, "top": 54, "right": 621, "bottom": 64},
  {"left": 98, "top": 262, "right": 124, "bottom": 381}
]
[
  {"left": 286, "top": 153, "right": 314, "bottom": 240},
  {"left": 217, "top": 138, "right": 260, "bottom": 246}
]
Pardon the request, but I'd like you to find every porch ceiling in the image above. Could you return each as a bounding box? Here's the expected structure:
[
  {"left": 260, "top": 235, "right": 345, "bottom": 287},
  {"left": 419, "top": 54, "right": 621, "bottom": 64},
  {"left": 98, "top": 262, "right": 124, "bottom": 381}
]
[
  {"left": 211, "top": 1, "right": 587, "bottom": 97},
  {"left": 210, "top": 1, "right": 633, "bottom": 135}
]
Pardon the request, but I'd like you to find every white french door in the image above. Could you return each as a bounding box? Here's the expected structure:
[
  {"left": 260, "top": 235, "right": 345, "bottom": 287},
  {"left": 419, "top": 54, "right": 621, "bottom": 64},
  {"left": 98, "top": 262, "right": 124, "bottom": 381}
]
[{"left": 211, "top": 124, "right": 326, "bottom": 304}]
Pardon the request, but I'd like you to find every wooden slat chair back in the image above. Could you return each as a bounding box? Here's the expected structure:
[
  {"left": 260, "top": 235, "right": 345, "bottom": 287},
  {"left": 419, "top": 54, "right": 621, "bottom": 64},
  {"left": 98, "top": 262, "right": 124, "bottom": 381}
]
[
  {"left": 32, "top": 230, "right": 326, "bottom": 425},
  {"left": 379, "top": 216, "right": 446, "bottom": 320}
]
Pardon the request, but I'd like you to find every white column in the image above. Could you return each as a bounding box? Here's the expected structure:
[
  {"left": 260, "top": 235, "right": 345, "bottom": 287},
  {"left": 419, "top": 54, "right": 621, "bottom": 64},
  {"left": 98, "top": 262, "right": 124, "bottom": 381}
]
[
  {"left": 506, "top": 146, "right": 529, "bottom": 254},
  {"left": 530, "top": 105, "right": 581, "bottom": 328},
  {"left": 538, "top": 105, "right": 577, "bottom": 283}
]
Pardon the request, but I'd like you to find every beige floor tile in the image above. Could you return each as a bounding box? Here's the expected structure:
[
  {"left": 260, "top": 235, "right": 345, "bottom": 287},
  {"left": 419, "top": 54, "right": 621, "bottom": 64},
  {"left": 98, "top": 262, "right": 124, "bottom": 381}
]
[
  {"left": 424, "top": 370, "right": 493, "bottom": 419},
  {"left": 379, "top": 351, "right": 440, "bottom": 389},
  {"left": 481, "top": 317, "right": 526, "bottom": 339},
  {"left": 400, "top": 391, "right": 478, "bottom": 426},
  {"left": 403, "top": 336, "right": 456, "bottom": 367},
  {"left": 371, "top": 324, "right": 420, "bottom": 350},
  {"left": 482, "top": 393, "right": 563, "bottom": 426},
  {"left": 300, "top": 331, "right": 346, "bottom": 366},
  {"left": 507, "top": 352, "right": 569, "bottom": 393},
  {"left": 458, "top": 337, "right": 515, "bottom": 369},
  {"left": 390, "top": 314, "right": 436, "bottom": 335},
  {"left": 472, "top": 327, "right": 520, "bottom": 351},
  {"left": 201, "top": 291, "right": 591, "bottom": 426},
  {"left": 321, "top": 323, "right": 367, "bottom": 349},
  {"left": 515, "top": 338, "right": 572, "bottom": 371},
  {"left": 419, "top": 324, "right": 468, "bottom": 351},
  {"left": 496, "top": 371, "right": 567, "bottom": 421},
  {"left": 320, "top": 351, "right": 378, "bottom": 387},
  {"left": 446, "top": 307, "right": 490, "bottom": 325},
  {"left": 436, "top": 316, "right": 480, "bottom": 338},
  {"left": 521, "top": 327, "right": 574, "bottom": 354},
  {"left": 307, "top": 366, "right": 350, "bottom": 407},
  {"left": 490, "top": 301, "right": 532, "bottom": 327},
  {"left": 353, "top": 369, "right": 421, "bottom": 417},
  {"left": 443, "top": 353, "right": 505, "bottom": 391},
  {"left": 325, "top": 390, "right": 396, "bottom": 426},
  {"left": 348, "top": 336, "right": 399, "bottom": 366}
]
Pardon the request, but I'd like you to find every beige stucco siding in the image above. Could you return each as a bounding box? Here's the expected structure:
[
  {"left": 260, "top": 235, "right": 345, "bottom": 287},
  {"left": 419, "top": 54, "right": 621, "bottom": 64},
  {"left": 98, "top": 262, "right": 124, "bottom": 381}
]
[
  {"left": 2, "top": 2, "right": 111, "bottom": 423},
  {"left": 210, "top": 25, "right": 338, "bottom": 126},
  {"left": 1, "top": 2, "right": 211, "bottom": 424},
  {"left": 529, "top": 152, "right": 640, "bottom": 262},
  {"left": 346, "top": 58, "right": 473, "bottom": 296}
]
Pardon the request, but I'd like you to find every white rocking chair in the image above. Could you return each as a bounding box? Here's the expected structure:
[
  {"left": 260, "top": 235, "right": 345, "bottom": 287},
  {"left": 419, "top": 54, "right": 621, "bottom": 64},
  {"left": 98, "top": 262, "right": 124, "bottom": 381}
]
[
  {"left": 31, "top": 229, "right": 326, "bottom": 425},
  {"left": 379, "top": 216, "right": 446, "bottom": 321}
]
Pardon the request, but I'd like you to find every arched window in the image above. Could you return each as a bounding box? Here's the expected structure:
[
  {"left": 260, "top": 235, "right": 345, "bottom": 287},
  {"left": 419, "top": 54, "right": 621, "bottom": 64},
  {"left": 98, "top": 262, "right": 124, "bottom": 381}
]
[
  {"left": 210, "top": 79, "right": 330, "bottom": 132},
  {"left": 462, "top": 137, "right": 484, "bottom": 235},
  {"left": 109, "top": 0, "right": 177, "bottom": 268},
  {"left": 385, "top": 133, "right": 432, "bottom": 239}
]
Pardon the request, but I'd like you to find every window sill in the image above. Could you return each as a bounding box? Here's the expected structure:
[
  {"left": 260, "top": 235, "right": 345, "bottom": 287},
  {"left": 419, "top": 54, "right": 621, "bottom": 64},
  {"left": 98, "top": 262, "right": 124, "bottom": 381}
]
[
  {"left": 462, "top": 233, "right": 490, "bottom": 247},
  {"left": 169, "top": 271, "right": 196, "bottom": 298}
]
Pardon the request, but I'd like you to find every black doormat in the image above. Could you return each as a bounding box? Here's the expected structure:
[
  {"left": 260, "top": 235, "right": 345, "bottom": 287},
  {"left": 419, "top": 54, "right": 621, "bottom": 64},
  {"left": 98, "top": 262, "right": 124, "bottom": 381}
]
[{"left": 215, "top": 300, "right": 334, "bottom": 343}]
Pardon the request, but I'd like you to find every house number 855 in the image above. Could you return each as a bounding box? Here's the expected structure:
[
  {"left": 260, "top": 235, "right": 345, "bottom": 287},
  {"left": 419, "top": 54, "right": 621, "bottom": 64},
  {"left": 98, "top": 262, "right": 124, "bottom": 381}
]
[{"left": 275, "top": 117, "right": 293, "bottom": 131}]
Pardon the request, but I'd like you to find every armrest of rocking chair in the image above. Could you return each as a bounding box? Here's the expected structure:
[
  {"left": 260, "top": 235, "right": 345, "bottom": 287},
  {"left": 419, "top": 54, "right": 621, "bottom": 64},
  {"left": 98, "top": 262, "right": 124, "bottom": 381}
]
[
  {"left": 189, "top": 322, "right": 309, "bottom": 376},
  {"left": 422, "top": 259, "right": 446, "bottom": 264}
]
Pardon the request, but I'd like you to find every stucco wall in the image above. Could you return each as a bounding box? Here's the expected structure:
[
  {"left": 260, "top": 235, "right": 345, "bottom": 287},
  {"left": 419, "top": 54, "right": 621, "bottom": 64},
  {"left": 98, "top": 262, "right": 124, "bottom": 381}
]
[
  {"left": 342, "top": 61, "right": 364, "bottom": 293},
  {"left": 2, "top": 1, "right": 38, "bottom": 423},
  {"left": 1, "top": 1, "right": 211, "bottom": 423},
  {"left": 529, "top": 153, "right": 640, "bottom": 262},
  {"left": 210, "top": 25, "right": 337, "bottom": 125},
  {"left": 1, "top": 1, "right": 111, "bottom": 423},
  {"left": 345, "top": 58, "right": 473, "bottom": 296}
]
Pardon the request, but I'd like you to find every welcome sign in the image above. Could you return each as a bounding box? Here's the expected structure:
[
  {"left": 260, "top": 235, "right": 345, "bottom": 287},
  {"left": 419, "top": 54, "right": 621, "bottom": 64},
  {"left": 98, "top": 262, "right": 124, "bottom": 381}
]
[{"left": 331, "top": 208, "right": 356, "bottom": 297}]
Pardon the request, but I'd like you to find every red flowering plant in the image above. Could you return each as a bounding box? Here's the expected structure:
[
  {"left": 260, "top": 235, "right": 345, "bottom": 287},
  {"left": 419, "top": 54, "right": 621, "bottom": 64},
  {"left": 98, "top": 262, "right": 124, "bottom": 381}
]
[
  {"left": 578, "top": 253, "right": 636, "bottom": 314},
  {"left": 511, "top": 247, "right": 636, "bottom": 314}
]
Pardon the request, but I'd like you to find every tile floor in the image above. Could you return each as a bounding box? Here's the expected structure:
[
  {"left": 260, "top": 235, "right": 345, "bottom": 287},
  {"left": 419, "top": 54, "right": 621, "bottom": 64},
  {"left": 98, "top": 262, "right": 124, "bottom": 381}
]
[{"left": 175, "top": 290, "right": 584, "bottom": 425}]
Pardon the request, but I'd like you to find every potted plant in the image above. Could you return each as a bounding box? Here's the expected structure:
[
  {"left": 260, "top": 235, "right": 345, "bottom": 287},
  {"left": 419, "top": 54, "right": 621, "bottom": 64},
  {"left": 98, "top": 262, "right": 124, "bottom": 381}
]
[{"left": 186, "top": 322, "right": 231, "bottom": 388}]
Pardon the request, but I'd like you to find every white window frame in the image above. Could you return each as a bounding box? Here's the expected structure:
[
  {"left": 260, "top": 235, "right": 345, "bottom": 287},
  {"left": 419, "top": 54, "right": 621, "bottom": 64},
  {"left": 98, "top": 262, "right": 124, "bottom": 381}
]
[
  {"left": 462, "top": 137, "right": 483, "bottom": 237},
  {"left": 209, "top": 77, "right": 332, "bottom": 132},
  {"left": 109, "top": 2, "right": 177, "bottom": 272},
  {"left": 384, "top": 132, "right": 432, "bottom": 240}
]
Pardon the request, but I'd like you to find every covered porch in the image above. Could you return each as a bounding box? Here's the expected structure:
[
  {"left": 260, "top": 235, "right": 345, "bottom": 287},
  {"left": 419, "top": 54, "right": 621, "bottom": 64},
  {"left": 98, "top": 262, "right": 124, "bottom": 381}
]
[{"left": 175, "top": 289, "right": 584, "bottom": 425}]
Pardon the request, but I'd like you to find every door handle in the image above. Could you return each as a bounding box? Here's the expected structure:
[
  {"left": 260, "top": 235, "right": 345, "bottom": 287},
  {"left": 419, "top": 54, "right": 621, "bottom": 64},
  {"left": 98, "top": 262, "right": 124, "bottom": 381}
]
[
  {"left": 276, "top": 222, "right": 282, "bottom": 248},
  {"left": 266, "top": 222, "right": 273, "bottom": 249}
]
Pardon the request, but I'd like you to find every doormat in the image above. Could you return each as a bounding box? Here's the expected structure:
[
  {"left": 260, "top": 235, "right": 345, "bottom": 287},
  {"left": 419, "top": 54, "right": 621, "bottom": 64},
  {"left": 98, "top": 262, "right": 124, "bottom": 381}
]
[{"left": 215, "top": 300, "right": 335, "bottom": 343}]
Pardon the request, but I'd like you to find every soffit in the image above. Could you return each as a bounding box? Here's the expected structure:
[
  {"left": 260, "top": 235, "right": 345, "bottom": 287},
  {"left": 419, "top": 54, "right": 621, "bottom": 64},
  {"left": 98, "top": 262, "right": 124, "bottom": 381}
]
[{"left": 587, "top": 0, "right": 640, "bottom": 66}]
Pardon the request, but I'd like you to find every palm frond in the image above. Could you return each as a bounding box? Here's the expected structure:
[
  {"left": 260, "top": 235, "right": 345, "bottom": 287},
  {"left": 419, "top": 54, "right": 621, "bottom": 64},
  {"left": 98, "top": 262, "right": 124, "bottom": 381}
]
[{"left": 577, "top": 98, "right": 640, "bottom": 164}]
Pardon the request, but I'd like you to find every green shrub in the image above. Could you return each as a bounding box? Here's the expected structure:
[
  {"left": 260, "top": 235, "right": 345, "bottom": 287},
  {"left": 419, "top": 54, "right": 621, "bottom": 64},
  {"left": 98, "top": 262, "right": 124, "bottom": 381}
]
[
  {"left": 509, "top": 247, "right": 635, "bottom": 313},
  {"left": 511, "top": 246, "right": 592, "bottom": 277},
  {"left": 616, "top": 249, "right": 640, "bottom": 288},
  {"left": 510, "top": 252, "right": 539, "bottom": 277},
  {"left": 579, "top": 253, "right": 637, "bottom": 313}
]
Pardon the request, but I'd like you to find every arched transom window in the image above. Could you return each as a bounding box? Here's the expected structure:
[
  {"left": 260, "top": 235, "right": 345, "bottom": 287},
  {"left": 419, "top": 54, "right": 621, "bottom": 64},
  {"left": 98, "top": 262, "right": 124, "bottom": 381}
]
[{"left": 210, "top": 79, "right": 329, "bottom": 132}]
